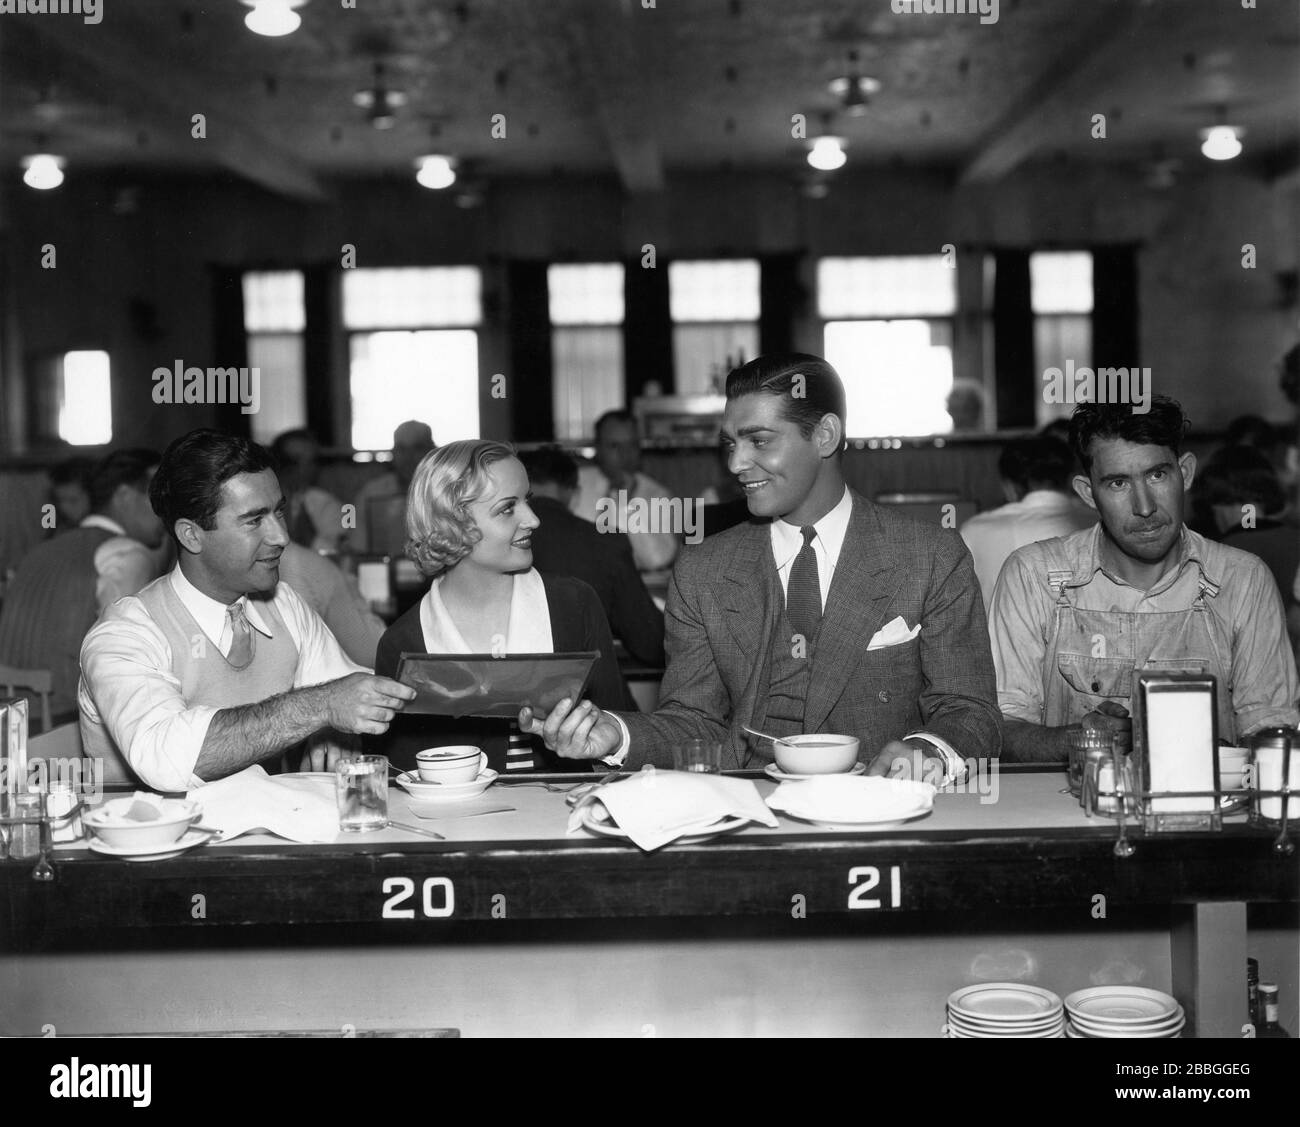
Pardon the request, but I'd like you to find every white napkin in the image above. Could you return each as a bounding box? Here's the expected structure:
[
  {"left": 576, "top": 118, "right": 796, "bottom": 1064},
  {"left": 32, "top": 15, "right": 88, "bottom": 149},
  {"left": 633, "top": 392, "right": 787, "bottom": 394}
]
[
  {"left": 867, "top": 615, "right": 921, "bottom": 650},
  {"left": 568, "top": 770, "right": 776, "bottom": 851},
  {"left": 185, "top": 766, "right": 339, "bottom": 843},
  {"left": 766, "top": 774, "right": 935, "bottom": 823}
]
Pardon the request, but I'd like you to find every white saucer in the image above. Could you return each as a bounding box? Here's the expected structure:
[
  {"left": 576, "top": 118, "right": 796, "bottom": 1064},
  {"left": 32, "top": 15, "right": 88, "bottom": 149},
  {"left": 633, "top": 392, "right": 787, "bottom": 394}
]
[
  {"left": 87, "top": 828, "right": 217, "bottom": 861},
  {"left": 764, "top": 762, "right": 867, "bottom": 782},
  {"left": 948, "top": 983, "right": 1063, "bottom": 1020},
  {"left": 394, "top": 768, "right": 497, "bottom": 803},
  {"left": 579, "top": 803, "right": 749, "bottom": 845}
]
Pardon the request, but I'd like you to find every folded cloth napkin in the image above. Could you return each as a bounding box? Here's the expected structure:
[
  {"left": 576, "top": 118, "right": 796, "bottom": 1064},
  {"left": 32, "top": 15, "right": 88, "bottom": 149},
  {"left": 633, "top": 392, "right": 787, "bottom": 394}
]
[
  {"left": 568, "top": 770, "right": 776, "bottom": 851},
  {"left": 866, "top": 615, "right": 921, "bottom": 650},
  {"left": 185, "top": 765, "right": 339, "bottom": 843}
]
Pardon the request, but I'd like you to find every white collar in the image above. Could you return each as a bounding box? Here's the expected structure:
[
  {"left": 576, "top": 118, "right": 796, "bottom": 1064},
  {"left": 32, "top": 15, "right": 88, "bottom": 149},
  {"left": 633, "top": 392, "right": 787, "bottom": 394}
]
[
  {"left": 169, "top": 564, "right": 274, "bottom": 643},
  {"left": 420, "top": 568, "right": 553, "bottom": 654},
  {"left": 769, "top": 486, "right": 853, "bottom": 572},
  {"left": 80, "top": 514, "right": 127, "bottom": 537}
]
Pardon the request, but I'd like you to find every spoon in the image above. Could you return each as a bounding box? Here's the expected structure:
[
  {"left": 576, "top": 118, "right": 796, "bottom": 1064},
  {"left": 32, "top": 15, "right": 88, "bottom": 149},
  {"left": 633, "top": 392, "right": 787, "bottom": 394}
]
[{"left": 741, "top": 724, "right": 782, "bottom": 744}]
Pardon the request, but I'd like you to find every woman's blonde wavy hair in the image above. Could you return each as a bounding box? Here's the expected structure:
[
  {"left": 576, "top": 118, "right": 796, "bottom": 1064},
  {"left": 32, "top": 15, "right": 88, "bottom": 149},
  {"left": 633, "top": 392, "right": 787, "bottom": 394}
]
[{"left": 404, "top": 439, "right": 518, "bottom": 578}]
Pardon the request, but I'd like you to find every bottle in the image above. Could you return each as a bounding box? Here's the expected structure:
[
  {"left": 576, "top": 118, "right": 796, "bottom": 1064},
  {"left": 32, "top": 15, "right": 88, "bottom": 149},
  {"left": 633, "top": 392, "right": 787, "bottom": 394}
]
[{"left": 1257, "top": 983, "right": 1292, "bottom": 1038}]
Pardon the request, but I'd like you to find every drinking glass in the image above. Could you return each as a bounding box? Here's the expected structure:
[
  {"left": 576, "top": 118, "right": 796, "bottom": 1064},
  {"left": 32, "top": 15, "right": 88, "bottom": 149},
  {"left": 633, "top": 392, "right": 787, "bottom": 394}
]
[
  {"left": 672, "top": 739, "right": 722, "bottom": 774},
  {"left": 335, "top": 755, "right": 389, "bottom": 833},
  {"left": 1068, "top": 728, "right": 1112, "bottom": 800}
]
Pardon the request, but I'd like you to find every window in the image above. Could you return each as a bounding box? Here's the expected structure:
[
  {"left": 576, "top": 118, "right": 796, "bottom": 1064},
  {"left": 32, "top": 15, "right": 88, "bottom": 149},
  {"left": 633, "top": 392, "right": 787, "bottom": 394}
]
[
  {"left": 819, "top": 256, "right": 958, "bottom": 436},
  {"left": 1031, "top": 251, "right": 1093, "bottom": 427},
  {"left": 549, "top": 264, "right": 625, "bottom": 442},
  {"left": 242, "top": 271, "right": 305, "bottom": 445},
  {"left": 57, "top": 351, "right": 112, "bottom": 445},
  {"left": 342, "top": 267, "right": 482, "bottom": 448},
  {"left": 669, "top": 260, "right": 760, "bottom": 396}
]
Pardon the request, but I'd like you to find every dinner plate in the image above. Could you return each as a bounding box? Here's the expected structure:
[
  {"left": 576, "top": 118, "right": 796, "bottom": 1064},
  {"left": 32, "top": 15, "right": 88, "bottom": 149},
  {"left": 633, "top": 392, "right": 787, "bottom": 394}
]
[
  {"left": 947, "top": 1010, "right": 1064, "bottom": 1032},
  {"left": 948, "top": 983, "right": 1062, "bottom": 1019},
  {"left": 766, "top": 775, "right": 934, "bottom": 829},
  {"left": 87, "top": 828, "right": 217, "bottom": 861},
  {"left": 1064, "top": 986, "right": 1180, "bottom": 1024},
  {"left": 764, "top": 762, "right": 867, "bottom": 783},
  {"left": 393, "top": 769, "right": 498, "bottom": 802},
  {"left": 1069, "top": 1006, "right": 1185, "bottom": 1036},
  {"left": 578, "top": 803, "right": 750, "bottom": 845}
]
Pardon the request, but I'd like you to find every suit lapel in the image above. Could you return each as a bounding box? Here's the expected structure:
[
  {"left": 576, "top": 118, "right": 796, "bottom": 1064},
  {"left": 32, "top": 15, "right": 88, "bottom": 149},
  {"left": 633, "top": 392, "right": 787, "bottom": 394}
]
[
  {"left": 720, "top": 523, "right": 779, "bottom": 728},
  {"left": 804, "top": 493, "right": 906, "bottom": 732}
]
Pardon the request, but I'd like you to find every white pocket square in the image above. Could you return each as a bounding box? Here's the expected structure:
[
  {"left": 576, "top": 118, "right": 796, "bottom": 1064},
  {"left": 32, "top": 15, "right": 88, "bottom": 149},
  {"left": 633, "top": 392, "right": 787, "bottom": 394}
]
[{"left": 867, "top": 616, "right": 921, "bottom": 651}]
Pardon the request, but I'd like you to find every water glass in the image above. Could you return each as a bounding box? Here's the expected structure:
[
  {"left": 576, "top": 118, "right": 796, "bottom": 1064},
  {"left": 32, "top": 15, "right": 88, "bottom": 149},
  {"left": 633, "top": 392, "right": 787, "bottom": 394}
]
[
  {"left": 672, "top": 739, "right": 722, "bottom": 774},
  {"left": 335, "top": 755, "right": 389, "bottom": 833}
]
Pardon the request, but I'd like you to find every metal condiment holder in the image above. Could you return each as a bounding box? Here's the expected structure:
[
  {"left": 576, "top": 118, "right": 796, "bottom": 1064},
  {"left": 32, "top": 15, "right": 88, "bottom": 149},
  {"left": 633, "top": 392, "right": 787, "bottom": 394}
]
[{"left": 0, "top": 793, "right": 86, "bottom": 881}]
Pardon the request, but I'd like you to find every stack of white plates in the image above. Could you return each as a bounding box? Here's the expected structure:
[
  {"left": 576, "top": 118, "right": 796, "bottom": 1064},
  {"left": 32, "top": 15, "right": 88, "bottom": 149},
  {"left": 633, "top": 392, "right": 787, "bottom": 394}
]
[
  {"left": 1064, "top": 987, "right": 1184, "bottom": 1038},
  {"left": 945, "top": 983, "right": 1065, "bottom": 1038}
]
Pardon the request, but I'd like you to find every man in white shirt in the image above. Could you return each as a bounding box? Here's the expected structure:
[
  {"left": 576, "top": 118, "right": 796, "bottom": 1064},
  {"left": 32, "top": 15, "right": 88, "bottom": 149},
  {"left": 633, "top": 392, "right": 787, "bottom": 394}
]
[
  {"left": 569, "top": 410, "right": 681, "bottom": 573},
  {"left": 351, "top": 420, "right": 436, "bottom": 555},
  {"left": 0, "top": 449, "right": 165, "bottom": 719},
  {"left": 960, "top": 435, "right": 1097, "bottom": 607},
  {"left": 521, "top": 354, "right": 1000, "bottom": 777},
  {"left": 79, "top": 429, "right": 415, "bottom": 792}
]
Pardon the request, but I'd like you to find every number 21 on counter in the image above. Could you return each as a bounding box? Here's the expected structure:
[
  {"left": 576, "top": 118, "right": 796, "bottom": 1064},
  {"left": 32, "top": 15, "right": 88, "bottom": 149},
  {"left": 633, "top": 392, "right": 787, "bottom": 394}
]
[{"left": 848, "top": 866, "right": 902, "bottom": 910}]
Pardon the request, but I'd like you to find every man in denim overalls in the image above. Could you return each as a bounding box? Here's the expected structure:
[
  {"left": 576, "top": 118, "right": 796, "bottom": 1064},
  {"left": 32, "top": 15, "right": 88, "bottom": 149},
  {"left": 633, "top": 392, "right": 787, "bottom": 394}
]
[{"left": 989, "top": 396, "right": 1299, "bottom": 762}]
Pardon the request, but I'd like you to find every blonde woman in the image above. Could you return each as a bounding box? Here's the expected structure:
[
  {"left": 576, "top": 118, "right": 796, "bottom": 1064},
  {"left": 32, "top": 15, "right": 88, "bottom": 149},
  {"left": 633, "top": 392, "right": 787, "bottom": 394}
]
[{"left": 374, "top": 440, "right": 631, "bottom": 774}]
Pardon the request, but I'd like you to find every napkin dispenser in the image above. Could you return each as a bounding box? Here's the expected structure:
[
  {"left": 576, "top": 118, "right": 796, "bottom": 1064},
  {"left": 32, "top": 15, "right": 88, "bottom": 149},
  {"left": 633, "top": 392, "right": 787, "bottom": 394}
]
[{"left": 1132, "top": 672, "right": 1221, "bottom": 833}]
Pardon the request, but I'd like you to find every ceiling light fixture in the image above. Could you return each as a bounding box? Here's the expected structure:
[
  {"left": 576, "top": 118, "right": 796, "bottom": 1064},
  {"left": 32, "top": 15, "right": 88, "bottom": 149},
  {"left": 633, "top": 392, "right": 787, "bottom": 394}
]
[
  {"left": 828, "top": 52, "right": 881, "bottom": 117},
  {"left": 415, "top": 155, "right": 456, "bottom": 190},
  {"left": 1199, "top": 123, "right": 1243, "bottom": 162},
  {"left": 241, "top": 0, "right": 308, "bottom": 38},
  {"left": 354, "top": 63, "right": 409, "bottom": 130},
  {"left": 22, "top": 153, "right": 65, "bottom": 190}
]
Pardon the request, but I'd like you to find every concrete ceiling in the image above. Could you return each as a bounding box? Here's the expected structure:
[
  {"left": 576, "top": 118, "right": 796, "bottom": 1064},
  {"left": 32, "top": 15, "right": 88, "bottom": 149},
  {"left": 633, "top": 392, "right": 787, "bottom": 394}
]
[{"left": 0, "top": 0, "right": 1296, "bottom": 200}]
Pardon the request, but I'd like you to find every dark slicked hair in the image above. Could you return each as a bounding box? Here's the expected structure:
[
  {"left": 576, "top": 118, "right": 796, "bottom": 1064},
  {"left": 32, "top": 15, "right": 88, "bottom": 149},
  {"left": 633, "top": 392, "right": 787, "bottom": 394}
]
[
  {"left": 89, "top": 449, "right": 160, "bottom": 512},
  {"left": 725, "top": 353, "right": 848, "bottom": 450},
  {"left": 593, "top": 409, "right": 637, "bottom": 442},
  {"left": 998, "top": 436, "right": 1074, "bottom": 494},
  {"left": 1069, "top": 395, "right": 1190, "bottom": 477},
  {"left": 150, "top": 430, "right": 277, "bottom": 545},
  {"left": 1198, "top": 445, "right": 1286, "bottom": 515},
  {"left": 518, "top": 445, "right": 579, "bottom": 492}
]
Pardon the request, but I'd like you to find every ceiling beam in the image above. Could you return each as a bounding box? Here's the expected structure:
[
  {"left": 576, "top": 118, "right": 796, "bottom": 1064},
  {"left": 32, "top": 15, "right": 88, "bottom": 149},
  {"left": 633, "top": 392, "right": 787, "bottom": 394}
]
[
  {"left": 17, "top": 19, "right": 327, "bottom": 202},
  {"left": 959, "top": 1, "right": 1148, "bottom": 185},
  {"left": 566, "top": 0, "right": 665, "bottom": 194}
]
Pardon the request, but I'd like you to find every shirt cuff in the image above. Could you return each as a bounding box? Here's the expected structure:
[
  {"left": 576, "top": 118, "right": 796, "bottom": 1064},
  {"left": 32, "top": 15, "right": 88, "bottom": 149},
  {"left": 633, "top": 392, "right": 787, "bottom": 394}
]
[
  {"left": 902, "top": 730, "right": 968, "bottom": 785},
  {"left": 602, "top": 711, "right": 632, "bottom": 768}
]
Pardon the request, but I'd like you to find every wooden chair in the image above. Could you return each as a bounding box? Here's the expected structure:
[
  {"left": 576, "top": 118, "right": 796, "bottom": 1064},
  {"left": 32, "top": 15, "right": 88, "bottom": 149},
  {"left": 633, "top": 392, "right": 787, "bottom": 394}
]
[{"left": 0, "top": 664, "right": 54, "bottom": 733}]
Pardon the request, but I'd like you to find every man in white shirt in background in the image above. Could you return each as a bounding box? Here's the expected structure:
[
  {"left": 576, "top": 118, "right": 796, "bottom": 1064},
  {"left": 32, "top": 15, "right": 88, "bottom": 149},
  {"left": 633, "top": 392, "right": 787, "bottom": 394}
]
[
  {"left": 569, "top": 409, "right": 681, "bottom": 573},
  {"left": 960, "top": 434, "right": 1096, "bottom": 608},
  {"left": 351, "top": 419, "right": 436, "bottom": 555},
  {"left": 80, "top": 429, "right": 415, "bottom": 792},
  {"left": 0, "top": 449, "right": 165, "bottom": 720}
]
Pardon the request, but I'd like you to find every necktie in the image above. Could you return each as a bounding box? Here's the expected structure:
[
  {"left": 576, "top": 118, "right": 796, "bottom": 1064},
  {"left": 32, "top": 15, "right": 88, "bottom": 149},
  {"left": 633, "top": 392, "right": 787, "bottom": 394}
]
[
  {"left": 785, "top": 526, "right": 822, "bottom": 643},
  {"left": 226, "top": 602, "right": 255, "bottom": 670}
]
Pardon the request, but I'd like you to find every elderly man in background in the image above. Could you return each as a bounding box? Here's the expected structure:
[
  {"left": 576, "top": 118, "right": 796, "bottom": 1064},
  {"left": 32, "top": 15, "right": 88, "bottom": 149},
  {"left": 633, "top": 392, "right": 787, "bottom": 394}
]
[
  {"left": 351, "top": 420, "right": 437, "bottom": 555},
  {"left": 0, "top": 449, "right": 164, "bottom": 720},
  {"left": 960, "top": 435, "right": 1096, "bottom": 608},
  {"left": 569, "top": 409, "right": 680, "bottom": 573}
]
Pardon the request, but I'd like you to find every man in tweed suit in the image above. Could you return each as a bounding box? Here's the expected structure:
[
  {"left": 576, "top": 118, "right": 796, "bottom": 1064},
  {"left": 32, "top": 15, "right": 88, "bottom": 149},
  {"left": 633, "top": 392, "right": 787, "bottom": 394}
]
[{"left": 520, "top": 354, "right": 1001, "bottom": 779}]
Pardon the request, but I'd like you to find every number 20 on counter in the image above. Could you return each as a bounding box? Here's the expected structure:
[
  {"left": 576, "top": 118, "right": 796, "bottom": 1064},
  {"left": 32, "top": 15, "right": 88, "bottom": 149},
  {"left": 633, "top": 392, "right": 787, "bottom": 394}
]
[
  {"left": 381, "top": 876, "right": 455, "bottom": 919},
  {"left": 848, "top": 866, "right": 902, "bottom": 910}
]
